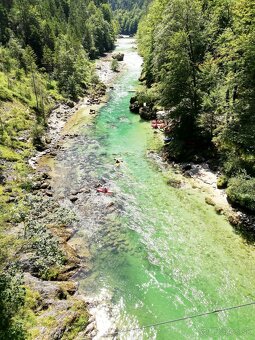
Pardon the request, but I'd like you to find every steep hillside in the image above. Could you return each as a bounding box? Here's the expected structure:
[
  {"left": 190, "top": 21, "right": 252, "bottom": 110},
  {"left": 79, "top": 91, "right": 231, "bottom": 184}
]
[{"left": 0, "top": 0, "right": 117, "bottom": 337}]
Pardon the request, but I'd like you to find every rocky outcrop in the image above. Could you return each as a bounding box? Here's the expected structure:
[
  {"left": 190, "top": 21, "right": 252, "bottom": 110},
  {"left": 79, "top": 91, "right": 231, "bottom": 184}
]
[
  {"left": 112, "top": 53, "right": 124, "bottom": 61},
  {"left": 139, "top": 106, "right": 156, "bottom": 120},
  {"left": 24, "top": 273, "right": 89, "bottom": 339},
  {"left": 129, "top": 96, "right": 156, "bottom": 119}
]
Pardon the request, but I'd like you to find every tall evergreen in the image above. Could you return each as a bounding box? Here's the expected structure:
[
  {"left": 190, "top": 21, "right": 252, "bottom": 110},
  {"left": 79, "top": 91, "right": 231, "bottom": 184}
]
[{"left": 0, "top": 0, "right": 117, "bottom": 98}]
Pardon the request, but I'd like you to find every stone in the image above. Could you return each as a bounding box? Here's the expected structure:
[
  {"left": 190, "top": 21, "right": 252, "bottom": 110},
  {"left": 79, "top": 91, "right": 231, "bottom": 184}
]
[
  {"left": 70, "top": 196, "right": 78, "bottom": 203},
  {"left": 167, "top": 179, "right": 182, "bottom": 188},
  {"left": 0, "top": 175, "right": 6, "bottom": 185},
  {"left": 41, "top": 182, "right": 50, "bottom": 189},
  {"left": 32, "top": 182, "right": 42, "bottom": 191},
  {"left": 47, "top": 224, "right": 74, "bottom": 242},
  {"left": 112, "top": 53, "right": 124, "bottom": 61},
  {"left": 139, "top": 106, "right": 156, "bottom": 120},
  {"left": 66, "top": 100, "right": 75, "bottom": 108},
  {"left": 182, "top": 164, "right": 192, "bottom": 171},
  {"left": 215, "top": 205, "right": 223, "bottom": 214},
  {"left": 129, "top": 101, "right": 140, "bottom": 114},
  {"left": 45, "top": 191, "right": 53, "bottom": 197},
  {"left": 130, "top": 96, "right": 138, "bottom": 104},
  {"left": 6, "top": 196, "right": 16, "bottom": 203},
  {"left": 45, "top": 137, "right": 52, "bottom": 144},
  {"left": 85, "top": 322, "right": 95, "bottom": 334},
  {"left": 205, "top": 196, "right": 215, "bottom": 206}
]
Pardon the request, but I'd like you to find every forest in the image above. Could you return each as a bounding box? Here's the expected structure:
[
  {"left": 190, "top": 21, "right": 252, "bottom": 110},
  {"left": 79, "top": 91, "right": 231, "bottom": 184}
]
[
  {"left": 138, "top": 0, "right": 255, "bottom": 213},
  {"left": 108, "top": 0, "right": 150, "bottom": 35},
  {"left": 0, "top": 0, "right": 255, "bottom": 338},
  {"left": 0, "top": 0, "right": 117, "bottom": 338}
]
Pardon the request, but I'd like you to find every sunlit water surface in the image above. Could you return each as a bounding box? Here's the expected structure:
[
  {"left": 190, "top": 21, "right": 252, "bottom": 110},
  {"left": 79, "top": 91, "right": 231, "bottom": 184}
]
[{"left": 52, "top": 39, "right": 255, "bottom": 339}]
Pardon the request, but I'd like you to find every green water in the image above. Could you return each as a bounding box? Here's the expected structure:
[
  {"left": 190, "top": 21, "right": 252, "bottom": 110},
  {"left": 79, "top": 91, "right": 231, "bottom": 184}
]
[{"left": 54, "top": 39, "right": 255, "bottom": 339}]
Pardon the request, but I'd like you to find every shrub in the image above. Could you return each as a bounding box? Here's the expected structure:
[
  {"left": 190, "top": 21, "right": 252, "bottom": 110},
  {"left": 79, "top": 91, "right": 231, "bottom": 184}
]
[
  {"left": 227, "top": 177, "right": 255, "bottom": 212},
  {"left": 0, "top": 268, "right": 26, "bottom": 339},
  {"left": 217, "top": 175, "right": 228, "bottom": 189},
  {"left": 0, "top": 86, "right": 13, "bottom": 101},
  {"left": 111, "top": 59, "right": 119, "bottom": 72}
]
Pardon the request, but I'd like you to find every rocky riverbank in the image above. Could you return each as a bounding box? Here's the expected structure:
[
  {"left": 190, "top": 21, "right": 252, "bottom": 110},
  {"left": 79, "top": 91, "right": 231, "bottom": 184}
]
[
  {"left": 20, "top": 45, "right": 128, "bottom": 338},
  {"left": 148, "top": 148, "right": 255, "bottom": 240},
  {"left": 129, "top": 92, "right": 255, "bottom": 238}
]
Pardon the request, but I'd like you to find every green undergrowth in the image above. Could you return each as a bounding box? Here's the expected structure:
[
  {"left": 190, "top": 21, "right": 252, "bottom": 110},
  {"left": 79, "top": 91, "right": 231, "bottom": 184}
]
[
  {"left": 227, "top": 177, "right": 255, "bottom": 213},
  {"left": 19, "top": 287, "right": 89, "bottom": 339},
  {"left": 0, "top": 73, "right": 80, "bottom": 337}
]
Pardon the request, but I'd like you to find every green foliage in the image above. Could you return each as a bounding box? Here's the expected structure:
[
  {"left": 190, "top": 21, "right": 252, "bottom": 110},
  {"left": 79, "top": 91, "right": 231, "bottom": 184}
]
[
  {"left": 227, "top": 177, "right": 255, "bottom": 213},
  {"left": 0, "top": 1, "right": 116, "bottom": 337},
  {"left": 217, "top": 175, "right": 228, "bottom": 189},
  {"left": 0, "top": 0, "right": 116, "bottom": 99},
  {"left": 138, "top": 0, "right": 255, "bottom": 207},
  {"left": 0, "top": 268, "right": 26, "bottom": 340},
  {"left": 111, "top": 59, "right": 119, "bottom": 72},
  {"left": 109, "top": 0, "right": 151, "bottom": 35},
  {"left": 23, "top": 194, "right": 78, "bottom": 279},
  {"left": 0, "top": 145, "right": 21, "bottom": 161}
]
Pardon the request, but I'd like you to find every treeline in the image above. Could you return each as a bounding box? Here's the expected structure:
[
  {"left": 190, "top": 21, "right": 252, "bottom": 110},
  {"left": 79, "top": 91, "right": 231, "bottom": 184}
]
[
  {"left": 0, "top": 0, "right": 117, "bottom": 99},
  {"left": 108, "top": 0, "right": 150, "bottom": 35},
  {"left": 138, "top": 0, "right": 255, "bottom": 213}
]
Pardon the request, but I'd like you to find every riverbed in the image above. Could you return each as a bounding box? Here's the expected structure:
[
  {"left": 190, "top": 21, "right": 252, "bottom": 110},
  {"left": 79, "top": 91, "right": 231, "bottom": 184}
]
[{"left": 46, "top": 38, "right": 255, "bottom": 339}]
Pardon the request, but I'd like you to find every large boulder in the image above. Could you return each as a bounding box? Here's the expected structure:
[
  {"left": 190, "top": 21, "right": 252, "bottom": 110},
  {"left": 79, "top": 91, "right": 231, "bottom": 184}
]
[
  {"left": 129, "top": 96, "right": 140, "bottom": 113},
  {"left": 139, "top": 106, "right": 156, "bottom": 120},
  {"left": 112, "top": 53, "right": 124, "bottom": 61},
  {"left": 129, "top": 101, "right": 140, "bottom": 114}
]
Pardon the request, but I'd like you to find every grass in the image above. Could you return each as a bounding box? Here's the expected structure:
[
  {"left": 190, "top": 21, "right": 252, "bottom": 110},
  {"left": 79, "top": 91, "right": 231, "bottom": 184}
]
[{"left": 0, "top": 144, "right": 21, "bottom": 161}]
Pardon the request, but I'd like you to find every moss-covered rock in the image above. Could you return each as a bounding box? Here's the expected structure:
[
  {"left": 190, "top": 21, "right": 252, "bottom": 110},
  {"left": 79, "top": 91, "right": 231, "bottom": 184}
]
[{"left": 217, "top": 175, "right": 228, "bottom": 189}]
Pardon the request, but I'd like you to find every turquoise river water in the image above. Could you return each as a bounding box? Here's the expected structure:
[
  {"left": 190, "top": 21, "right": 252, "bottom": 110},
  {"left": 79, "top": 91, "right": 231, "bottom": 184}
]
[{"left": 52, "top": 39, "right": 255, "bottom": 339}]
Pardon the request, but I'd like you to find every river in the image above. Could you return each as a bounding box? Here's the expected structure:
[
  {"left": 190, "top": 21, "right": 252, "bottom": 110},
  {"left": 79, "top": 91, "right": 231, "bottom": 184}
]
[{"left": 49, "top": 38, "right": 255, "bottom": 339}]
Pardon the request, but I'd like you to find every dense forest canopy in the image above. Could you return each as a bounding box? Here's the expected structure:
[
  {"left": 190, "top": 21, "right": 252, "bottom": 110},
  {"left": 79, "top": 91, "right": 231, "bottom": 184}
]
[
  {"left": 138, "top": 0, "right": 255, "bottom": 212},
  {"left": 108, "top": 0, "right": 148, "bottom": 10},
  {"left": 108, "top": 0, "right": 150, "bottom": 35},
  {"left": 0, "top": 0, "right": 117, "bottom": 98}
]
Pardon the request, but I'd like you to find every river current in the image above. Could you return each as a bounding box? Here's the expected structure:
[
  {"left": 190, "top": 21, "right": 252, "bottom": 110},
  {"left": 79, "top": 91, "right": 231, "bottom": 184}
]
[{"left": 51, "top": 38, "right": 255, "bottom": 339}]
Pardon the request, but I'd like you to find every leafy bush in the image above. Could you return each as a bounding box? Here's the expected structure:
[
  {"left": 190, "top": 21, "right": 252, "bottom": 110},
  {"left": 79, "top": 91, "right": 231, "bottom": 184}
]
[
  {"left": 227, "top": 177, "right": 255, "bottom": 212},
  {"left": 0, "top": 268, "right": 26, "bottom": 339},
  {"left": 111, "top": 59, "right": 119, "bottom": 72},
  {"left": 0, "top": 86, "right": 13, "bottom": 101},
  {"left": 0, "top": 145, "right": 21, "bottom": 161},
  {"left": 217, "top": 175, "right": 228, "bottom": 189}
]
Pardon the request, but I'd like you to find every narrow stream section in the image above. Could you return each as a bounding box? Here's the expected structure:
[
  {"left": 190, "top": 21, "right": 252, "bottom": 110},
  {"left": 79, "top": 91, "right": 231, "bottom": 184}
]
[{"left": 50, "top": 39, "right": 255, "bottom": 339}]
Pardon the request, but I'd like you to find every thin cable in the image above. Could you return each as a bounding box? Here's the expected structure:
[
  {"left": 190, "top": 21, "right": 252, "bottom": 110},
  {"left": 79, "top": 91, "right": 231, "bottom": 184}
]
[{"left": 105, "top": 301, "right": 255, "bottom": 337}]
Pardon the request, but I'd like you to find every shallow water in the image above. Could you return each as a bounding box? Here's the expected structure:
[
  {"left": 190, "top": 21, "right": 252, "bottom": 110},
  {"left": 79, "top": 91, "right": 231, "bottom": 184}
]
[{"left": 51, "top": 39, "right": 255, "bottom": 339}]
